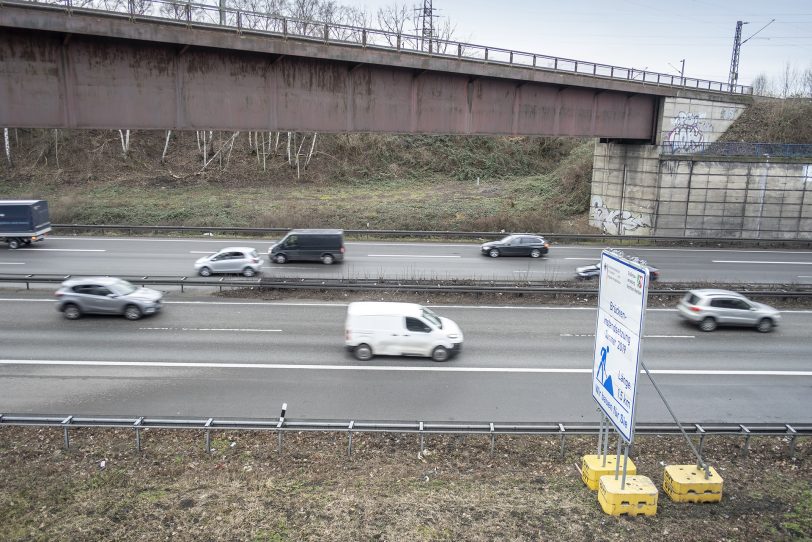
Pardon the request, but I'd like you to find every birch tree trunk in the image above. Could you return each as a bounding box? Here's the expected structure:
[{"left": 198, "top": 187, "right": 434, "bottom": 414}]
[
  {"left": 305, "top": 132, "right": 317, "bottom": 168},
  {"left": 54, "top": 129, "right": 59, "bottom": 169},
  {"left": 3, "top": 128, "right": 11, "bottom": 167},
  {"left": 118, "top": 129, "right": 130, "bottom": 156},
  {"left": 161, "top": 130, "right": 172, "bottom": 163},
  {"left": 286, "top": 132, "right": 292, "bottom": 165}
]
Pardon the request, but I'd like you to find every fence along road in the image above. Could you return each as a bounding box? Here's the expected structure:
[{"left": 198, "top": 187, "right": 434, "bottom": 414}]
[{"left": 0, "top": 298, "right": 810, "bottom": 423}]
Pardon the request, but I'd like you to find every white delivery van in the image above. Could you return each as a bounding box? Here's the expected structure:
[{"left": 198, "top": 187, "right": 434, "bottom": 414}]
[{"left": 345, "top": 302, "right": 463, "bottom": 362}]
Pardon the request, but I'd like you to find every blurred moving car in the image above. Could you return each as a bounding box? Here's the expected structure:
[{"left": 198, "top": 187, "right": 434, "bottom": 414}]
[
  {"left": 344, "top": 302, "right": 463, "bottom": 362},
  {"left": 55, "top": 277, "right": 163, "bottom": 320},
  {"left": 677, "top": 289, "right": 780, "bottom": 332},
  {"left": 574, "top": 261, "right": 660, "bottom": 281},
  {"left": 194, "top": 247, "right": 263, "bottom": 277},
  {"left": 480, "top": 234, "right": 549, "bottom": 258},
  {"left": 269, "top": 229, "right": 345, "bottom": 265}
]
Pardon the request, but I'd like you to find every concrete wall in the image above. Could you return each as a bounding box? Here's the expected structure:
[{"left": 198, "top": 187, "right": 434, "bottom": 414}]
[
  {"left": 659, "top": 97, "right": 748, "bottom": 151},
  {"left": 656, "top": 160, "right": 812, "bottom": 239},
  {"left": 589, "top": 96, "right": 812, "bottom": 240}
]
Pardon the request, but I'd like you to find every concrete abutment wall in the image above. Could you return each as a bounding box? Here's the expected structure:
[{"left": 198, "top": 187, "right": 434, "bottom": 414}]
[{"left": 589, "top": 97, "right": 812, "bottom": 240}]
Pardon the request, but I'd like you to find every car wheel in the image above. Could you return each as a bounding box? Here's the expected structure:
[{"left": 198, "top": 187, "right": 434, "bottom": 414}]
[
  {"left": 242, "top": 267, "right": 256, "bottom": 277},
  {"left": 63, "top": 304, "right": 81, "bottom": 320},
  {"left": 321, "top": 254, "right": 335, "bottom": 265},
  {"left": 198, "top": 266, "right": 212, "bottom": 277},
  {"left": 756, "top": 318, "right": 774, "bottom": 333},
  {"left": 699, "top": 317, "right": 717, "bottom": 332},
  {"left": 124, "top": 305, "right": 142, "bottom": 320},
  {"left": 488, "top": 248, "right": 500, "bottom": 258},
  {"left": 8, "top": 239, "right": 20, "bottom": 249},
  {"left": 23, "top": 239, "right": 32, "bottom": 246},
  {"left": 354, "top": 344, "right": 373, "bottom": 361},
  {"left": 530, "top": 248, "right": 542, "bottom": 258},
  {"left": 431, "top": 346, "right": 450, "bottom": 362},
  {"left": 275, "top": 254, "right": 287, "bottom": 264}
]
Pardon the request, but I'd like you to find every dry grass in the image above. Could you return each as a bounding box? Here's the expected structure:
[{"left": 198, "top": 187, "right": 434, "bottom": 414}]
[{"left": 0, "top": 427, "right": 810, "bottom": 541}]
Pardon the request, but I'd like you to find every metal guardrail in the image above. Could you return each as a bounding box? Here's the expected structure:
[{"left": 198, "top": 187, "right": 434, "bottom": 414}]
[
  {"left": 661, "top": 142, "right": 812, "bottom": 158},
  {"left": 2, "top": 273, "right": 812, "bottom": 298},
  {"left": 11, "top": 0, "right": 752, "bottom": 95},
  {"left": 49, "top": 224, "right": 812, "bottom": 247},
  {"left": 0, "top": 414, "right": 807, "bottom": 458}
]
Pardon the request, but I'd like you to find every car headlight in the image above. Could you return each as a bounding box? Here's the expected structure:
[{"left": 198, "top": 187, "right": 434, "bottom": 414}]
[{"left": 447, "top": 333, "right": 459, "bottom": 339}]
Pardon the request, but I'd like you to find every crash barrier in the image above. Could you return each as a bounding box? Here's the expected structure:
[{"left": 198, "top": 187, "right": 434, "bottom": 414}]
[
  {"left": 0, "top": 414, "right": 808, "bottom": 458},
  {"left": 50, "top": 224, "right": 812, "bottom": 247},
  {"left": 1, "top": 273, "right": 811, "bottom": 298}
]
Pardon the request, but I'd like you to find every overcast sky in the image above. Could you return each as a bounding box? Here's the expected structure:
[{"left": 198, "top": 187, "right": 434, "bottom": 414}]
[{"left": 352, "top": 0, "right": 811, "bottom": 88}]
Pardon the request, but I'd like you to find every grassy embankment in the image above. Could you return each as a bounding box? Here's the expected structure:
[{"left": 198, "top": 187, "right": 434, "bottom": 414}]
[{"left": 0, "top": 131, "right": 594, "bottom": 233}]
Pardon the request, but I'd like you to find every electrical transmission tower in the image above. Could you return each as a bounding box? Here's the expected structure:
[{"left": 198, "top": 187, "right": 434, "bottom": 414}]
[
  {"left": 417, "top": 0, "right": 438, "bottom": 53},
  {"left": 728, "top": 20, "right": 746, "bottom": 90}
]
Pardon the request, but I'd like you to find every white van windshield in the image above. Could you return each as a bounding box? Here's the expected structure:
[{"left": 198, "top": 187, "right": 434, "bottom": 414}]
[{"left": 421, "top": 307, "right": 442, "bottom": 329}]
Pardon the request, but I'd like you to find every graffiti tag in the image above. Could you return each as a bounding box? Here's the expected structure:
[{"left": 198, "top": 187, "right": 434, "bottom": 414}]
[{"left": 665, "top": 112, "right": 712, "bottom": 154}]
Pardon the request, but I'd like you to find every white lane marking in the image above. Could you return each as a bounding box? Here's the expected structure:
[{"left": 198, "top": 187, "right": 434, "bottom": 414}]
[
  {"left": 1, "top": 359, "right": 811, "bottom": 376},
  {"left": 561, "top": 334, "right": 694, "bottom": 339},
  {"left": 18, "top": 248, "right": 106, "bottom": 252},
  {"left": 0, "top": 262, "right": 25, "bottom": 265},
  {"left": 366, "top": 254, "right": 461, "bottom": 258},
  {"left": 798, "top": 276, "right": 812, "bottom": 278},
  {"left": 712, "top": 260, "right": 812, "bottom": 265},
  {"left": 139, "top": 327, "right": 282, "bottom": 332}
]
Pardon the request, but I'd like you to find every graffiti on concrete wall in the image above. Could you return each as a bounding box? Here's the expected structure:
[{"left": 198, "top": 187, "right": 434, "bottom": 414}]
[
  {"left": 665, "top": 111, "right": 713, "bottom": 154},
  {"left": 590, "top": 196, "right": 652, "bottom": 235}
]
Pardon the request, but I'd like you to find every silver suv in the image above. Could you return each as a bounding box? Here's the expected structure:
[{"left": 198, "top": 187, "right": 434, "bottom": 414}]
[
  {"left": 677, "top": 289, "right": 780, "bottom": 333},
  {"left": 194, "top": 247, "right": 263, "bottom": 277},
  {"left": 55, "top": 277, "right": 163, "bottom": 320}
]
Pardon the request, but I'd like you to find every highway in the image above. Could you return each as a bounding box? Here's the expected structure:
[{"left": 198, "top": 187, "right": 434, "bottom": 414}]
[
  {"left": 1, "top": 236, "right": 812, "bottom": 283},
  {"left": 1, "top": 296, "right": 810, "bottom": 423}
]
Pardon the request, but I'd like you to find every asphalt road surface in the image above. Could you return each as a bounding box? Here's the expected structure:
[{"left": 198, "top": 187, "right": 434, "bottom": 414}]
[
  {"left": 1, "top": 295, "right": 810, "bottom": 423},
  {"left": 1, "top": 236, "right": 812, "bottom": 283}
]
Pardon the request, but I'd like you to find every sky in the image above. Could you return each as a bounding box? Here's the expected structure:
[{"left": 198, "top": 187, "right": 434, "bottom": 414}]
[{"left": 352, "top": 0, "right": 812, "bottom": 88}]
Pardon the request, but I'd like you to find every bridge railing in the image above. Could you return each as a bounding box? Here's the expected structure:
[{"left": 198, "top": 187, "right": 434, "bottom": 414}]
[{"left": 14, "top": 0, "right": 753, "bottom": 95}]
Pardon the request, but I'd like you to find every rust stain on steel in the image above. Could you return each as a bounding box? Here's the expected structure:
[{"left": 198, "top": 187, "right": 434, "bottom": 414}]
[{"left": 1, "top": 28, "right": 655, "bottom": 139}]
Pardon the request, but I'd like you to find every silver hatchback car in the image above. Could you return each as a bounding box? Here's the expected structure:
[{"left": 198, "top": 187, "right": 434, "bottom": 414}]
[
  {"left": 55, "top": 277, "right": 163, "bottom": 320},
  {"left": 677, "top": 289, "right": 780, "bottom": 333},
  {"left": 194, "top": 247, "right": 263, "bottom": 277}
]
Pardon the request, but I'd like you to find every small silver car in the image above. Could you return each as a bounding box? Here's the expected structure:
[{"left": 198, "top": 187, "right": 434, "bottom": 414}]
[
  {"left": 677, "top": 289, "right": 780, "bottom": 333},
  {"left": 55, "top": 277, "right": 163, "bottom": 320},
  {"left": 194, "top": 247, "right": 263, "bottom": 277}
]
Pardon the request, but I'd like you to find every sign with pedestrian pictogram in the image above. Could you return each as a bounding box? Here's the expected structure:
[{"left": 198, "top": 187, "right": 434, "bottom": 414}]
[{"left": 592, "top": 250, "right": 650, "bottom": 443}]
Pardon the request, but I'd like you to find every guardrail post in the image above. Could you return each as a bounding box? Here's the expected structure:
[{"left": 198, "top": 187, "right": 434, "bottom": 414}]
[
  {"left": 696, "top": 424, "right": 706, "bottom": 459},
  {"left": 396, "top": 34, "right": 401, "bottom": 51},
  {"left": 26, "top": 274, "right": 33, "bottom": 290},
  {"left": 786, "top": 425, "right": 798, "bottom": 458},
  {"left": 458, "top": 43, "right": 462, "bottom": 58},
  {"left": 740, "top": 424, "right": 751, "bottom": 456},
  {"left": 204, "top": 418, "right": 214, "bottom": 454},
  {"left": 362, "top": 29, "right": 366, "bottom": 47},
  {"left": 532, "top": 54, "right": 536, "bottom": 67},
  {"left": 62, "top": 415, "right": 73, "bottom": 450},
  {"left": 277, "top": 402, "right": 286, "bottom": 454},
  {"left": 323, "top": 23, "right": 329, "bottom": 43},
  {"left": 559, "top": 423, "right": 566, "bottom": 458},
  {"left": 348, "top": 420, "right": 354, "bottom": 457},
  {"left": 185, "top": 2, "right": 191, "bottom": 25},
  {"left": 489, "top": 423, "right": 495, "bottom": 456},
  {"left": 236, "top": 10, "right": 241, "bottom": 32},
  {"left": 509, "top": 51, "right": 513, "bottom": 64},
  {"left": 484, "top": 48, "right": 488, "bottom": 62},
  {"left": 134, "top": 417, "right": 144, "bottom": 452},
  {"left": 419, "top": 421, "right": 424, "bottom": 451},
  {"left": 282, "top": 18, "right": 287, "bottom": 38}
]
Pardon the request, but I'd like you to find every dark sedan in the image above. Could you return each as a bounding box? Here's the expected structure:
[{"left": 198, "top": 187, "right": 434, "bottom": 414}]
[
  {"left": 480, "top": 234, "right": 550, "bottom": 258},
  {"left": 574, "top": 262, "right": 659, "bottom": 281}
]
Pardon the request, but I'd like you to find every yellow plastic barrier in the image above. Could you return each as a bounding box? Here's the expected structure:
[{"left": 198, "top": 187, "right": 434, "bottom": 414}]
[
  {"left": 598, "top": 475, "right": 658, "bottom": 516},
  {"left": 581, "top": 454, "right": 637, "bottom": 491},
  {"left": 663, "top": 465, "right": 723, "bottom": 503}
]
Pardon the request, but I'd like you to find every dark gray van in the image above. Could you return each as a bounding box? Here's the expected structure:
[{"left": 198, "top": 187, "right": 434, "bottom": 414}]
[{"left": 269, "top": 229, "right": 345, "bottom": 264}]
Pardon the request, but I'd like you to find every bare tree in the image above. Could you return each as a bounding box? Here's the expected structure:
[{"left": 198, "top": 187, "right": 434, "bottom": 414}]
[
  {"left": 751, "top": 73, "right": 770, "bottom": 96},
  {"left": 802, "top": 66, "right": 812, "bottom": 98},
  {"left": 3, "top": 128, "right": 11, "bottom": 167},
  {"left": 778, "top": 62, "right": 800, "bottom": 98}
]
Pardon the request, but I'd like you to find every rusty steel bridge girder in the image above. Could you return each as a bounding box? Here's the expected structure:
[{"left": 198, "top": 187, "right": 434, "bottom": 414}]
[{"left": 0, "top": 4, "right": 748, "bottom": 138}]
